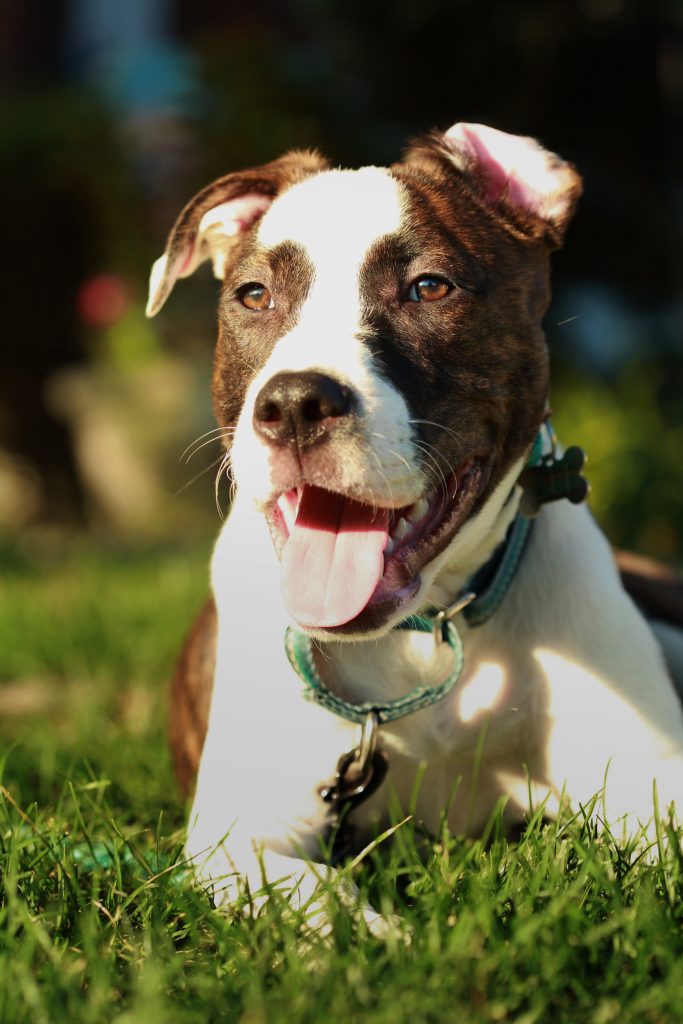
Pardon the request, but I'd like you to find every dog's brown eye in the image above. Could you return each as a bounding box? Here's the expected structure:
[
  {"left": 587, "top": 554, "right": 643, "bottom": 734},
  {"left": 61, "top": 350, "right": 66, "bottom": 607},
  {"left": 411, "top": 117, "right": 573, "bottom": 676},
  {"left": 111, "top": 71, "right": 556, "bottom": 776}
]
[
  {"left": 407, "top": 276, "right": 452, "bottom": 302},
  {"left": 239, "top": 283, "right": 273, "bottom": 310}
]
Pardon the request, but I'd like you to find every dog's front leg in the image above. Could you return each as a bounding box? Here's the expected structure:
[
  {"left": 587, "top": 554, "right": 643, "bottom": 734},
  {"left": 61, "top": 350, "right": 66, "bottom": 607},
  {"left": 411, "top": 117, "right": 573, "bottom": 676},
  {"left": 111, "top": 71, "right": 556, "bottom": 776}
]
[
  {"left": 185, "top": 822, "right": 394, "bottom": 937},
  {"left": 184, "top": 663, "right": 395, "bottom": 936},
  {"left": 186, "top": 824, "right": 328, "bottom": 915}
]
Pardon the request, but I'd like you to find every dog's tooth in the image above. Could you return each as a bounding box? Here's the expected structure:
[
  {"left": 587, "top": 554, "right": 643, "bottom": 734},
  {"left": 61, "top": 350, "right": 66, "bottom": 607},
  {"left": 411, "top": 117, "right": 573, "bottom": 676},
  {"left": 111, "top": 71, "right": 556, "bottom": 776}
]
[
  {"left": 392, "top": 516, "right": 411, "bottom": 541},
  {"left": 407, "top": 497, "right": 429, "bottom": 524},
  {"left": 277, "top": 495, "right": 296, "bottom": 533},
  {"left": 384, "top": 537, "right": 396, "bottom": 556}
]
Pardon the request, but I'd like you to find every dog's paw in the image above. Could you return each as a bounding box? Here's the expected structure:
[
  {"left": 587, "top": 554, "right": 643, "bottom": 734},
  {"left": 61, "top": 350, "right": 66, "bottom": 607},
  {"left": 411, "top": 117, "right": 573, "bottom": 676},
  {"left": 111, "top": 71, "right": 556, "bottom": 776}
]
[
  {"left": 360, "top": 907, "right": 412, "bottom": 945},
  {"left": 300, "top": 898, "right": 411, "bottom": 949}
]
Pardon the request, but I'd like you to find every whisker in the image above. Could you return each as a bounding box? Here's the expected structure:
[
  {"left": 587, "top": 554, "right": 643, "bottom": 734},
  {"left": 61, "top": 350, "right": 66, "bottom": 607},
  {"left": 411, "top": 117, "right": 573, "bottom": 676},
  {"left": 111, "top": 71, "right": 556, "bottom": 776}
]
[
  {"left": 415, "top": 458, "right": 443, "bottom": 503},
  {"left": 413, "top": 442, "right": 449, "bottom": 510},
  {"left": 174, "top": 454, "right": 226, "bottom": 496},
  {"left": 410, "top": 417, "right": 467, "bottom": 494},
  {"left": 214, "top": 452, "right": 231, "bottom": 520},
  {"left": 409, "top": 418, "right": 465, "bottom": 445},
  {"left": 180, "top": 426, "right": 229, "bottom": 460},
  {"left": 311, "top": 637, "right": 331, "bottom": 663},
  {"left": 412, "top": 441, "right": 448, "bottom": 488},
  {"left": 181, "top": 426, "right": 235, "bottom": 463},
  {"left": 413, "top": 437, "right": 458, "bottom": 477},
  {"left": 370, "top": 433, "right": 415, "bottom": 479},
  {"left": 371, "top": 432, "right": 441, "bottom": 503},
  {"left": 415, "top": 440, "right": 461, "bottom": 502},
  {"left": 368, "top": 450, "right": 396, "bottom": 510},
  {"left": 183, "top": 431, "right": 236, "bottom": 465}
]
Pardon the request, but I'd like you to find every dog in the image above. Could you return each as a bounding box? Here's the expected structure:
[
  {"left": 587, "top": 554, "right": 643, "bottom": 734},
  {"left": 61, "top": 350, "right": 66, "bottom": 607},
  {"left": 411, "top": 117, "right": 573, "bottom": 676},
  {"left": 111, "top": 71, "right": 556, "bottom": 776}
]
[{"left": 146, "top": 122, "right": 683, "bottom": 925}]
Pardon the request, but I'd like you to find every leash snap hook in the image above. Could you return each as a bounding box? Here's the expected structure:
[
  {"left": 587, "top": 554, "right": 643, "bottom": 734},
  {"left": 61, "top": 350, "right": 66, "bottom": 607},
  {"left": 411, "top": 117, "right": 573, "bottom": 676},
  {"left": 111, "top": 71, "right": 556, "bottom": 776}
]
[
  {"left": 320, "top": 711, "right": 382, "bottom": 807},
  {"left": 356, "top": 710, "right": 379, "bottom": 773},
  {"left": 432, "top": 590, "right": 476, "bottom": 644},
  {"left": 339, "top": 710, "right": 380, "bottom": 793}
]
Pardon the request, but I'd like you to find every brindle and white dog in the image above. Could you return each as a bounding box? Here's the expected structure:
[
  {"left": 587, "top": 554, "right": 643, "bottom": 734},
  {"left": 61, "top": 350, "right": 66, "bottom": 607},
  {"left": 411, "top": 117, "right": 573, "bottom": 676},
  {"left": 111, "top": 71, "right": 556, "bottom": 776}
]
[{"left": 147, "top": 122, "right": 683, "bottom": 923}]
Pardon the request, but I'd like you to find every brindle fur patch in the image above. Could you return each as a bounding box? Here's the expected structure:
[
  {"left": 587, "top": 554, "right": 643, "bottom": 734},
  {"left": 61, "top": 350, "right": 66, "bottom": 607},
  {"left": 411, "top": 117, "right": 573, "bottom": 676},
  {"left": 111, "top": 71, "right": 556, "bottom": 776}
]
[{"left": 212, "top": 240, "right": 315, "bottom": 428}]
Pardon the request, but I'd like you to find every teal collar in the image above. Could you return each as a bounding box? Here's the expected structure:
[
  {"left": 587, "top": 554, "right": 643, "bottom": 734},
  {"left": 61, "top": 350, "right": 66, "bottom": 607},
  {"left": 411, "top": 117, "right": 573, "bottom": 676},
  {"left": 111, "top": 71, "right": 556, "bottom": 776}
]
[
  {"left": 284, "top": 510, "right": 533, "bottom": 726},
  {"left": 285, "top": 613, "right": 465, "bottom": 726},
  {"left": 284, "top": 422, "right": 587, "bottom": 726}
]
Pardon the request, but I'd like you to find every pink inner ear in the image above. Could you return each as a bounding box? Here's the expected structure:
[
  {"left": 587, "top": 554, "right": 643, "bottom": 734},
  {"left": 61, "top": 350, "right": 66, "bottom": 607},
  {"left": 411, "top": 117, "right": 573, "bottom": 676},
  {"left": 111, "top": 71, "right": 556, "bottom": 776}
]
[
  {"left": 196, "top": 193, "right": 273, "bottom": 241},
  {"left": 445, "top": 123, "right": 571, "bottom": 222},
  {"left": 178, "top": 240, "right": 196, "bottom": 275}
]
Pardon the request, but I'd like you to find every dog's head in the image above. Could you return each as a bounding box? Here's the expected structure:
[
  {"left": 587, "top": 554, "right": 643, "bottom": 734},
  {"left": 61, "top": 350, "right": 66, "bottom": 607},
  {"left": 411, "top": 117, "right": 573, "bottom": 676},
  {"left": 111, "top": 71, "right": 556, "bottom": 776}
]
[{"left": 148, "top": 123, "right": 581, "bottom": 638}]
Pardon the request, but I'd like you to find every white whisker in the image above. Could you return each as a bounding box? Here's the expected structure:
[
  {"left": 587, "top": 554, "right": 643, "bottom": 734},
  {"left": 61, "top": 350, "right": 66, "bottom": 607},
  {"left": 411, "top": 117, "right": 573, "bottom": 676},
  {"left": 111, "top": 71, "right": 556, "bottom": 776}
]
[
  {"left": 414, "top": 437, "right": 458, "bottom": 478},
  {"left": 368, "top": 450, "right": 396, "bottom": 509},
  {"left": 413, "top": 441, "right": 449, "bottom": 511},
  {"left": 183, "top": 431, "right": 236, "bottom": 464},
  {"left": 181, "top": 426, "right": 236, "bottom": 463},
  {"left": 174, "top": 454, "right": 226, "bottom": 496},
  {"left": 409, "top": 418, "right": 465, "bottom": 446},
  {"left": 214, "top": 452, "right": 231, "bottom": 520}
]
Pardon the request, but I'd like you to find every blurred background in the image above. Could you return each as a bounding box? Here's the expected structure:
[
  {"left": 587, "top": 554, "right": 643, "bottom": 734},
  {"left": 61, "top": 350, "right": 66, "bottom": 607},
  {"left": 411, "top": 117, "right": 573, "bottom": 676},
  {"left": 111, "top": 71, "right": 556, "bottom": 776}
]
[{"left": 1, "top": 0, "right": 682, "bottom": 561}]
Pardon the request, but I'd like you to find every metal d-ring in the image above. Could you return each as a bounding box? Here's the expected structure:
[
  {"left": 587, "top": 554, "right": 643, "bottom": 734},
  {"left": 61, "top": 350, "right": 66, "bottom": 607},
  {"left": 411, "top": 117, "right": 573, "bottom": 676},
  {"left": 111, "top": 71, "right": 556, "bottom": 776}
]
[
  {"left": 356, "top": 710, "right": 379, "bottom": 773},
  {"left": 431, "top": 590, "right": 477, "bottom": 644}
]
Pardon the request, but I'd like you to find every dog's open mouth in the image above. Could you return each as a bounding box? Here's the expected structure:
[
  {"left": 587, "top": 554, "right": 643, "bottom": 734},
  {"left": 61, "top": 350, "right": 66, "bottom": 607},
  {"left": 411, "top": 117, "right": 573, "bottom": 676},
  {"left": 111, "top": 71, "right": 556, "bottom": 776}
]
[{"left": 267, "top": 455, "right": 487, "bottom": 633}]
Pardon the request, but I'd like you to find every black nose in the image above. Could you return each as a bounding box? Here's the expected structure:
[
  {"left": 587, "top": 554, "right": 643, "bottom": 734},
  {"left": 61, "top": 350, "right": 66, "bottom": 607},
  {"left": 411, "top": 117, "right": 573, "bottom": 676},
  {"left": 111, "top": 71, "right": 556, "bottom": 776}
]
[{"left": 253, "top": 371, "right": 357, "bottom": 448}]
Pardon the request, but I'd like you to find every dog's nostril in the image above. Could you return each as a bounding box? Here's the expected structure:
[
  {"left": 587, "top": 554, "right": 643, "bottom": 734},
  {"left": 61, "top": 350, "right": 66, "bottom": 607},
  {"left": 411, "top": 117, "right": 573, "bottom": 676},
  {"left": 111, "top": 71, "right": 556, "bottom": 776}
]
[
  {"left": 261, "top": 401, "right": 283, "bottom": 424},
  {"left": 302, "top": 389, "right": 349, "bottom": 422},
  {"left": 302, "top": 398, "right": 324, "bottom": 422}
]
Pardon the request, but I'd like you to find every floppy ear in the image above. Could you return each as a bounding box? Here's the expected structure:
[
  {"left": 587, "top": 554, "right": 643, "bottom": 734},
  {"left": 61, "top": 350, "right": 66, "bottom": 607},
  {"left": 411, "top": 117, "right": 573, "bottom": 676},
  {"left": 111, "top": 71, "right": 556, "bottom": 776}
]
[
  {"left": 404, "top": 122, "right": 582, "bottom": 248},
  {"left": 146, "top": 149, "right": 328, "bottom": 316}
]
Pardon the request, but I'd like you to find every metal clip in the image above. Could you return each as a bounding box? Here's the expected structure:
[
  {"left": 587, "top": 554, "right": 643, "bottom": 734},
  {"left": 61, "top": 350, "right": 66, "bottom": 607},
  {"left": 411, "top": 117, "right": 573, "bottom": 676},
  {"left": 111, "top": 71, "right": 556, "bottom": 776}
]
[
  {"left": 319, "top": 711, "right": 385, "bottom": 808},
  {"left": 336, "top": 711, "right": 379, "bottom": 799},
  {"left": 357, "top": 710, "right": 379, "bottom": 774},
  {"left": 431, "top": 590, "right": 476, "bottom": 644}
]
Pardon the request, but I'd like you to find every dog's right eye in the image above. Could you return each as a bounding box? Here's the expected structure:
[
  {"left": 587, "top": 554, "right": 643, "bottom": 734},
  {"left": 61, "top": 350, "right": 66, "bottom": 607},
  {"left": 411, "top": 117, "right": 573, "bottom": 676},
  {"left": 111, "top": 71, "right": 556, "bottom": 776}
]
[
  {"left": 238, "top": 283, "right": 274, "bottom": 311},
  {"left": 407, "top": 275, "right": 452, "bottom": 302}
]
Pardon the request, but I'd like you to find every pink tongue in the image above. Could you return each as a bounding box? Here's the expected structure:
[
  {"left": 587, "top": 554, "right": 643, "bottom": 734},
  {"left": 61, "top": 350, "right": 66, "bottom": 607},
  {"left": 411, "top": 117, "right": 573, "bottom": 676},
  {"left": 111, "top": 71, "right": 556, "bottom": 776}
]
[{"left": 281, "top": 486, "right": 390, "bottom": 628}]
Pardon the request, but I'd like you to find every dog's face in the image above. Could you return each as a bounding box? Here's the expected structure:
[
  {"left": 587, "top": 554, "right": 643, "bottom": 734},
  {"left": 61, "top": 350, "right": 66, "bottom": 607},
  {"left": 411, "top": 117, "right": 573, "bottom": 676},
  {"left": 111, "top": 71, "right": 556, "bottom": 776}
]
[{"left": 148, "top": 124, "right": 581, "bottom": 638}]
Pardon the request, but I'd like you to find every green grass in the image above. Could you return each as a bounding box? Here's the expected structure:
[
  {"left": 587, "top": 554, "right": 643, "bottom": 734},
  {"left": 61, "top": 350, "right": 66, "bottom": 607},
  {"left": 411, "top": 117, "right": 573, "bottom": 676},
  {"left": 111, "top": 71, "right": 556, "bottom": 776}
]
[{"left": 2, "top": 538, "right": 683, "bottom": 1023}]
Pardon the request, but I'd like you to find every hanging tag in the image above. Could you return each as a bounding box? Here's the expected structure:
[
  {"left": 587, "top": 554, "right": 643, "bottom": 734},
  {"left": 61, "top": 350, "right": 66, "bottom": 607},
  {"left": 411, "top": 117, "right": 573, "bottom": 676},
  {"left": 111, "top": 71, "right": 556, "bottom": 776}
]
[{"left": 519, "top": 446, "right": 589, "bottom": 517}]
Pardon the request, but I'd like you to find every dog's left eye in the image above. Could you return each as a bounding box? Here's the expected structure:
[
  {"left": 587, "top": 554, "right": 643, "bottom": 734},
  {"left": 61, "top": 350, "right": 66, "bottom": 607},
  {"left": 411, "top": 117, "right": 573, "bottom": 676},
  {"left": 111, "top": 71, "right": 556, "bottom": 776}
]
[
  {"left": 238, "top": 283, "right": 274, "bottom": 310},
  {"left": 407, "top": 276, "right": 452, "bottom": 302}
]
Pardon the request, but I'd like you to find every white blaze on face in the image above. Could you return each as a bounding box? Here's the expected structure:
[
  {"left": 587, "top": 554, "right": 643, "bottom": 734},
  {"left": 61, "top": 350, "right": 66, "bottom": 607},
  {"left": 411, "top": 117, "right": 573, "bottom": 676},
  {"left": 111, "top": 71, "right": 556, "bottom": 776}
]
[
  {"left": 230, "top": 167, "right": 423, "bottom": 507},
  {"left": 256, "top": 166, "right": 404, "bottom": 377},
  {"left": 258, "top": 166, "right": 403, "bottom": 324}
]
